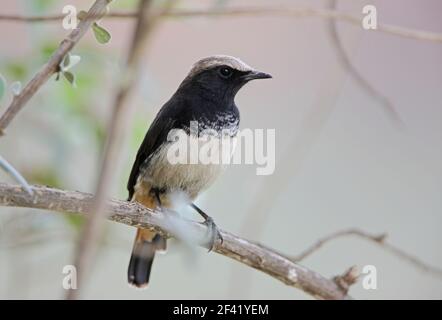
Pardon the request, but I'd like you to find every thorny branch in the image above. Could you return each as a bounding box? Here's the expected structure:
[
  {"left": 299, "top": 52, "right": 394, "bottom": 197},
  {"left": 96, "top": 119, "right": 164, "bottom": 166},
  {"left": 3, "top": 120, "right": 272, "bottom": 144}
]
[{"left": 0, "top": 183, "right": 352, "bottom": 300}]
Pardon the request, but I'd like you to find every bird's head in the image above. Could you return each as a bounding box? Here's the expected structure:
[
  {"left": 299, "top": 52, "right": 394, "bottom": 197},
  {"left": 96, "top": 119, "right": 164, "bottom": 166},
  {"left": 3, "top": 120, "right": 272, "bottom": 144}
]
[{"left": 179, "top": 55, "right": 272, "bottom": 101}]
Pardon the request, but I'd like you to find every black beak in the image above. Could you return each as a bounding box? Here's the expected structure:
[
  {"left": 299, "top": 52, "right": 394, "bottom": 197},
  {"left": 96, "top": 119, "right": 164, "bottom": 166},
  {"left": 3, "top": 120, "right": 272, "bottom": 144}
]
[{"left": 242, "top": 70, "right": 272, "bottom": 81}]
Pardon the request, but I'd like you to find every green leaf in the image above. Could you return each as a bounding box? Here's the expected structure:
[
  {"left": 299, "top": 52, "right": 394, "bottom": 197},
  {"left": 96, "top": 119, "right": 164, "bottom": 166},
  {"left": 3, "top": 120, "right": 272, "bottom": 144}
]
[
  {"left": 0, "top": 74, "right": 5, "bottom": 101},
  {"left": 92, "top": 22, "right": 111, "bottom": 44},
  {"left": 63, "top": 71, "right": 75, "bottom": 86}
]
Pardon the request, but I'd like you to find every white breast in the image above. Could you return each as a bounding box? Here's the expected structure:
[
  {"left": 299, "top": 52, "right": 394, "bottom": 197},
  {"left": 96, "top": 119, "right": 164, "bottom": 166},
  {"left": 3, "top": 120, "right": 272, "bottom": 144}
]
[{"left": 139, "top": 134, "right": 236, "bottom": 199}]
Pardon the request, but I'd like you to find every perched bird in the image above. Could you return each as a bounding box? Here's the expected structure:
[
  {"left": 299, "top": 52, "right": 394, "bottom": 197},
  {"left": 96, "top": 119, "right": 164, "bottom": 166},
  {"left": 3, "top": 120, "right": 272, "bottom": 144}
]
[{"left": 127, "top": 55, "right": 272, "bottom": 288}]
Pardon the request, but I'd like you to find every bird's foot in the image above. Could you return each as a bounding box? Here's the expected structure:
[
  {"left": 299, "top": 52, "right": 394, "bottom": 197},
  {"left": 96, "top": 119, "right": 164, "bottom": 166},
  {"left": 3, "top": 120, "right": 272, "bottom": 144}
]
[
  {"left": 190, "top": 203, "right": 223, "bottom": 251},
  {"left": 202, "top": 216, "right": 223, "bottom": 252}
]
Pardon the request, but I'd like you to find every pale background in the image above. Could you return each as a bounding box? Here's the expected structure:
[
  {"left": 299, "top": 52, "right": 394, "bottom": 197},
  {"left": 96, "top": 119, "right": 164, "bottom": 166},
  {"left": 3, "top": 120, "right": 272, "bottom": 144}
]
[{"left": 0, "top": 0, "right": 441, "bottom": 299}]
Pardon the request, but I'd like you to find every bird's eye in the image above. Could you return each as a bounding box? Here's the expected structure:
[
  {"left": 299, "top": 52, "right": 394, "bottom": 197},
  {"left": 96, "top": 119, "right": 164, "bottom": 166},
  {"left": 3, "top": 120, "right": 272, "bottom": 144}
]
[{"left": 219, "top": 67, "right": 233, "bottom": 78}]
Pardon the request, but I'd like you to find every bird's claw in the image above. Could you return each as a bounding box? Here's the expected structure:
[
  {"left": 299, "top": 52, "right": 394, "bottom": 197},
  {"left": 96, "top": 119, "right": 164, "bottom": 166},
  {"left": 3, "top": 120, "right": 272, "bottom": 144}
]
[{"left": 203, "top": 216, "right": 223, "bottom": 252}]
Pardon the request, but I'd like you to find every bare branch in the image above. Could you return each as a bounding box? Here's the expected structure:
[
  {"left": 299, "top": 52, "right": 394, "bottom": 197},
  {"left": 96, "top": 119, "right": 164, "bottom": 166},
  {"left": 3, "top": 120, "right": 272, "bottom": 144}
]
[
  {"left": 0, "top": 0, "right": 112, "bottom": 135},
  {"left": 291, "top": 228, "right": 442, "bottom": 278},
  {"left": 0, "top": 183, "right": 351, "bottom": 300},
  {"left": 1, "top": 6, "right": 442, "bottom": 43},
  {"left": 327, "top": 0, "right": 404, "bottom": 127}
]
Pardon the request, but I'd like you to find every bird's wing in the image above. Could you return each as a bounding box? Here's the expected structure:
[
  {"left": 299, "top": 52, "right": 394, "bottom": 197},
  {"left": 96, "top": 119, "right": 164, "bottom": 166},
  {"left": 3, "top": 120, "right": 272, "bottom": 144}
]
[{"left": 127, "top": 111, "right": 177, "bottom": 200}]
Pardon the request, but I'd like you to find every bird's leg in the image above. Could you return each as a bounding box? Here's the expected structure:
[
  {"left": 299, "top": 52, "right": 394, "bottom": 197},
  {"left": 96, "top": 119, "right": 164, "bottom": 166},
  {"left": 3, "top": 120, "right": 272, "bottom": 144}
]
[{"left": 191, "top": 203, "right": 223, "bottom": 251}]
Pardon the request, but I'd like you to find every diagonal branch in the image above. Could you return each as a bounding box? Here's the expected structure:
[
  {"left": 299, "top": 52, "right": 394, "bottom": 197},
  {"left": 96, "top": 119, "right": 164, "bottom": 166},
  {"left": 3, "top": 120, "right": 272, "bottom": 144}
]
[
  {"left": 0, "top": 6, "right": 442, "bottom": 43},
  {"left": 0, "top": 183, "right": 352, "bottom": 300},
  {"left": 291, "top": 228, "right": 442, "bottom": 278},
  {"left": 0, "top": 0, "right": 112, "bottom": 135}
]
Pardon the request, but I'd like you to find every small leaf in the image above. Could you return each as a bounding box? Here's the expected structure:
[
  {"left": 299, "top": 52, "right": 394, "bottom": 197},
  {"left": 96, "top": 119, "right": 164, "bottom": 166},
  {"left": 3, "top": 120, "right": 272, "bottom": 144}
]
[
  {"left": 92, "top": 22, "right": 111, "bottom": 44},
  {"left": 0, "top": 74, "right": 6, "bottom": 101},
  {"left": 10, "top": 81, "right": 22, "bottom": 96},
  {"left": 63, "top": 71, "right": 75, "bottom": 86}
]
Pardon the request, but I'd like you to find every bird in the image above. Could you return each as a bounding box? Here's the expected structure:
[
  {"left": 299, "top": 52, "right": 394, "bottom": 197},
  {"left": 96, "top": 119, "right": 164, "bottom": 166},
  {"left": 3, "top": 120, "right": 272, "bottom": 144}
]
[{"left": 127, "top": 55, "right": 272, "bottom": 288}]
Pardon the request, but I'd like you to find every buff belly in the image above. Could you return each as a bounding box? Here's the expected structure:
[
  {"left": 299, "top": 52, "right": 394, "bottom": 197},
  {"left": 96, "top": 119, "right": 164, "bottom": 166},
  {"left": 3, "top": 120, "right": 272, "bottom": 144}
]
[{"left": 135, "top": 135, "right": 236, "bottom": 204}]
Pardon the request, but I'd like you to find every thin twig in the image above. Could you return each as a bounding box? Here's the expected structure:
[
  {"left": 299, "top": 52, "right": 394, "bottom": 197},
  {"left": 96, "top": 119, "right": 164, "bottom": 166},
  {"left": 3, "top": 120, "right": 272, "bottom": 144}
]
[
  {"left": 0, "top": 0, "right": 112, "bottom": 135},
  {"left": 0, "top": 183, "right": 352, "bottom": 300},
  {"left": 0, "top": 6, "right": 441, "bottom": 43},
  {"left": 0, "top": 155, "right": 33, "bottom": 195},
  {"left": 291, "top": 228, "right": 442, "bottom": 278},
  {"left": 327, "top": 0, "right": 404, "bottom": 127}
]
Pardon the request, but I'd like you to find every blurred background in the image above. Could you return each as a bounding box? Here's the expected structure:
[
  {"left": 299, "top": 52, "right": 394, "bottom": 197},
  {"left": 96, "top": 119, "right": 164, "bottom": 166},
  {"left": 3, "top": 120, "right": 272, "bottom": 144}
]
[{"left": 0, "top": 0, "right": 441, "bottom": 299}]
